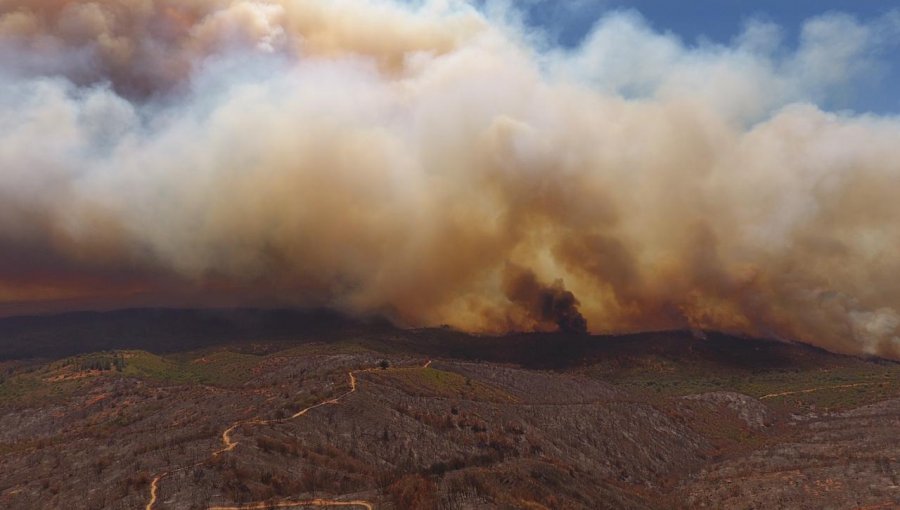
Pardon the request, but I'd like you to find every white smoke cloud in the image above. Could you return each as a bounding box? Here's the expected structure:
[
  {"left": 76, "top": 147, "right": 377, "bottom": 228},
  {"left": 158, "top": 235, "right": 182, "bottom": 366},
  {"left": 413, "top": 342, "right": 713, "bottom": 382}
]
[{"left": 1, "top": 0, "right": 899, "bottom": 357}]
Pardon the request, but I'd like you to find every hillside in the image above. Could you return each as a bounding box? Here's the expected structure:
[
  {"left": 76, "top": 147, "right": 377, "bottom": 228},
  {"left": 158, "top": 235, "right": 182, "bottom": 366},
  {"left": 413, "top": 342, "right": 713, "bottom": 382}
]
[{"left": 0, "top": 310, "right": 898, "bottom": 509}]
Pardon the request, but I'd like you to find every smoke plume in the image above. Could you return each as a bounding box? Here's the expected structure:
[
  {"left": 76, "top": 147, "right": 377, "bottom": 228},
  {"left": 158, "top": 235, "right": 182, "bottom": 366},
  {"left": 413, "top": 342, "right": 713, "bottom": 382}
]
[
  {"left": 502, "top": 264, "right": 587, "bottom": 335},
  {"left": 1, "top": 0, "right": 900, "bottom": 357}
]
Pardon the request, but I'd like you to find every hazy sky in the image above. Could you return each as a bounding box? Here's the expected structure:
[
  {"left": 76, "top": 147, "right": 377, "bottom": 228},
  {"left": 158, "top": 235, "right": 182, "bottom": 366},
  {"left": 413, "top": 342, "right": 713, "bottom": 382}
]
[{"left": 509, "top": 0, "right": 900, "bottom": 113}]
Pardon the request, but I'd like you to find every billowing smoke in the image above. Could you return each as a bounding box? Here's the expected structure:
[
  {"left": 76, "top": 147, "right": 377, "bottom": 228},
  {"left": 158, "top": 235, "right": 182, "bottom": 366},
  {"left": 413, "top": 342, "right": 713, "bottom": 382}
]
[
  {"left": 2, "top": 0, "right": 900, "bottom": 357},
  {"left": 502, "top": 264, "right": 587, "bottom": 335}
]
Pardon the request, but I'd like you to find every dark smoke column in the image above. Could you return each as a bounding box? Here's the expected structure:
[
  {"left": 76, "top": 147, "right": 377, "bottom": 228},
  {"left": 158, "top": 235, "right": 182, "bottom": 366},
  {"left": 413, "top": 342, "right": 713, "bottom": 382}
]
[{"left": 503, "top": 265, "right": 588, "bottom": 334}]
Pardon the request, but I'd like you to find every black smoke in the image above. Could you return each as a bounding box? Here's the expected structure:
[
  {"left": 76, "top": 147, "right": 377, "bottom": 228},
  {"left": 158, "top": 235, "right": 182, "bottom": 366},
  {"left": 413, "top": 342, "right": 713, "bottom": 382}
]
[{"left": 503, "top": 265, "right": 588, "bottom": 334}]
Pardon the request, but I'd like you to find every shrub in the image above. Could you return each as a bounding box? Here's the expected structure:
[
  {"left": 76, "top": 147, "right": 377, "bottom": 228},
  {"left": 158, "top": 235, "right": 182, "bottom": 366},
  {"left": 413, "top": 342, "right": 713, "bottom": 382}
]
[{"left": 389, "top": 475, "right": 438, "bottom": 509}]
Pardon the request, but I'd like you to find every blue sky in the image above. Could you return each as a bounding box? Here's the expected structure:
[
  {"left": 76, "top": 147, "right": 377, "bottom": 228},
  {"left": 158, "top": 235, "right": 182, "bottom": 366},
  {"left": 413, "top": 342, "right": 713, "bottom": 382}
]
[{"left": 510, "top": 0, "right": 900, "bottom": 113}]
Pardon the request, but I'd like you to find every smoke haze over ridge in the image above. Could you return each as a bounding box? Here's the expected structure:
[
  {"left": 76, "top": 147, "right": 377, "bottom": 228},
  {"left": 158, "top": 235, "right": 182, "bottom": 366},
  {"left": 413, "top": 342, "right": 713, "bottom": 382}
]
[{"left": 2, "top": 0, "right": 900, "bottom": 357}]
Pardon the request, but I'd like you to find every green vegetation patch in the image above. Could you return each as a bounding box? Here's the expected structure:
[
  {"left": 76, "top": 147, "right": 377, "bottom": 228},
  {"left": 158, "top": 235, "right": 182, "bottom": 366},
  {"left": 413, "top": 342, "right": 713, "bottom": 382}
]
[
  {"left": 370, "top": 367, "right": 517, "bottom": 403},
  {"left": 122, "top": 350, "right": 260, "bottom": 386},
  {"left": 588, "top": 358, "right": 900, "bottom": 412},
  {"left": 271, "top": 341, "right": 376, "bottom": 358},
  {"left": 0, "top": 365, "right": 85, "bottom": 407}
]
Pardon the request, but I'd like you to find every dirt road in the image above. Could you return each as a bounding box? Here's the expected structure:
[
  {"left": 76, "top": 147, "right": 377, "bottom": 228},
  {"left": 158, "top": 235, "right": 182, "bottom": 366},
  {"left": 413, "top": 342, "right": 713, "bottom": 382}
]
[
  {"left": 760, "top": 382, "right": 878, "bottom": 400},
  {"left": 144, "top": 474, "right": 163, "bottom": 510},
  {"left": 146, "top": 359, "right": 431, "bottom": 509},
  {"left": 208, "top": 498, "right": 374, "bottom": 509}
]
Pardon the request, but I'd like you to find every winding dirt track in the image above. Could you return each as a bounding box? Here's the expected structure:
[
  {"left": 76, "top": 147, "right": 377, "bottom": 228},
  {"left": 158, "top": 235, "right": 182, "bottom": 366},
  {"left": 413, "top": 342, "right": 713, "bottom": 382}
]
[
  {"left": 759, "top": 382, "right": 878, "bottom": 400},
  {"left": 145, "top": 359, "right": 432, "bottom": 510},
  {"left": 208, "top": 499, "right": 374, "bottom": 510}
]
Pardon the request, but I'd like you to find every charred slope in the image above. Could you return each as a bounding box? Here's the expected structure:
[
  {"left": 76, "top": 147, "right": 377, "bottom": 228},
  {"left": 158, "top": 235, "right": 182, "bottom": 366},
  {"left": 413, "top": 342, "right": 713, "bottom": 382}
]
[
  {"left": 1, "top": 310, "right": 899, "bottom": 509},
  {"left": 0, "top": 308, "right": 391, "bottom": 361},
  {"left": 388, "top": 329, "right": 873, "bottom": 371},
  {"left": 0, "top": 309, "right": 889, "bottom": 373}
]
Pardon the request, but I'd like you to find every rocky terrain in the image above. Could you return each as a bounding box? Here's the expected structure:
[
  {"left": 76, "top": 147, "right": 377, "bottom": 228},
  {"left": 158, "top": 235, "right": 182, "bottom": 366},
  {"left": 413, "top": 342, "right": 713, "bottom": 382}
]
[{"left": 0, "top": 309, "right": 898, "bottom": 509}]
